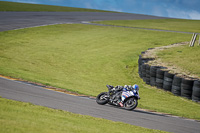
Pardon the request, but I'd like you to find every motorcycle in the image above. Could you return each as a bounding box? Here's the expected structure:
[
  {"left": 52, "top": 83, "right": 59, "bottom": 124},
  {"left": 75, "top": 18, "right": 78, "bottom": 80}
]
[{"left": 96, "top": 85, "right": 139, "bottom": 110}]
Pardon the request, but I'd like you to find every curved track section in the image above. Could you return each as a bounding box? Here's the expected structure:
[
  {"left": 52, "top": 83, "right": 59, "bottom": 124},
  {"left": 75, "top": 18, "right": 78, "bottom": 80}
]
[{"left": 0, "top": 77, "right": 199, "bottom": 133}]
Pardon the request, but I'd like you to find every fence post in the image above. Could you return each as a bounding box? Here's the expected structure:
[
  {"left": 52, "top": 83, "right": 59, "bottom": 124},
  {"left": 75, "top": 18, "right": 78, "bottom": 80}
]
[
  {"left": 190, "top": 33, "right": 197, "bottom": 47},
  {"left": 190, "top": 33, "right": 195, "bottom": 46}
]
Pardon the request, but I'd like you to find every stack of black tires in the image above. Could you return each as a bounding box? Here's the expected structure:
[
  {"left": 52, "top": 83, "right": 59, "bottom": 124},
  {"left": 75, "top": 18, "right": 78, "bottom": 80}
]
[
  {"left": 171, "top": 76, "right": 182, "bottom": 96},
  {"left": 138, "top": 51, "right": 200, "bottom": 102},
  {"left": 156, "top": 69, "right": 165, "bottom": 89},
  {"left": 192, "top": 80, "right": 200, "bottom": 101}
]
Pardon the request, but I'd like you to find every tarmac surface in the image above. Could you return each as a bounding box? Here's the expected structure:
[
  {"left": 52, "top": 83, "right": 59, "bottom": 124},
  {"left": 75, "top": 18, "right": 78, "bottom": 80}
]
[
  {"left": 0, "top": 11, "right": 167, "bottom": 31},
  {"left": 0, "top": 11, "right": 200, "bottom": 133}
]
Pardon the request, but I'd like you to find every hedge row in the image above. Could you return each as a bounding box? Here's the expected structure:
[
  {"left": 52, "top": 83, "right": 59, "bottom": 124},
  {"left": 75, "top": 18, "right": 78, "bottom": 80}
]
[{"left": 138, "top": 51, "right": 200, "bottom": 102}]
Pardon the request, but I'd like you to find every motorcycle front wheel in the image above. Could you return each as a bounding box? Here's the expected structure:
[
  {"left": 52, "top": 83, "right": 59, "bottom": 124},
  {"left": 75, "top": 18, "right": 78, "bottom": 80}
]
[
  {"left": 123, "top": 97, "right": 138, "bottom": 110},
  {"left": 96, "top": 92, "right": 109, "bottom": 105}
]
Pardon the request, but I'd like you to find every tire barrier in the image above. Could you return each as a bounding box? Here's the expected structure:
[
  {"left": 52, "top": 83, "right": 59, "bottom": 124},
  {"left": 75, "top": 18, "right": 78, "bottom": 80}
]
[
  {"left": 171, "top": 75, "right": 182, "bottom": 96},
  {"left": 192, "top": 80, "right": 200, "bottom": 102},
  {"left": 156, "top": 69, "right": 165, "bottom": 89},
  {"left": 145, "top": 64, "right": 151, "bottom": 85},
  {"left": 181, "top": 78, "right": 194, "bottom": 99},
  {"left": 138, "top": 49, "right": 200, "bottom": 102},
  {"left": 163, "top": 71, "right": 174, "bottom": 91},
  {"left": 150, "top": 66, "right": 160, "bottom": 86}
]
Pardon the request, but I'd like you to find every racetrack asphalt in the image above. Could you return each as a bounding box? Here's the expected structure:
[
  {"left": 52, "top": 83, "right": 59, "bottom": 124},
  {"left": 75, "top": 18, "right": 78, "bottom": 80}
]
[
  {"left": 0, "top": 11, "right": 168, "bottom": 32},
  {"left": 0, "top": 77, "right": 200, "bottom": 133},
  {"left": 0, "top": 11, "right": 200, "bottom": 133}
]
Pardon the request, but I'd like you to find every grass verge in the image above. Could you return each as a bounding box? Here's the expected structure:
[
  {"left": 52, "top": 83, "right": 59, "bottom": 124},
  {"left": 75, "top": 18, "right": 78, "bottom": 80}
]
[
  {"left": 0, "top": 1, "right": 111, "bottom": 12},
  {"left": 0, "top": 97, "right": 168, "bottom": 133},
  {"left": 94, "top": 19, "right": 200, "bottom": 33},
  {"left": 1, "top": 23, "right": 200, "bottom": 120},
  {"left": 156, "top": 44, "right": 200, "bottom": 78}
]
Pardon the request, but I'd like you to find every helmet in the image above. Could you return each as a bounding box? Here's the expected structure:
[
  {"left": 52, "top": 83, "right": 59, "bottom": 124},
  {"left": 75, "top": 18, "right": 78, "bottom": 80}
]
[
  {"left": 124, "top": 85, "right": 128, "bottom": 88},
  {"left": 133, "top": 84, "right": 139, "bottom": 91}
]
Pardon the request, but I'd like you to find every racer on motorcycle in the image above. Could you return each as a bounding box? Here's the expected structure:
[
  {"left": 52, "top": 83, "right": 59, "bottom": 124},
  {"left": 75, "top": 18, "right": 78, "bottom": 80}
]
[{"left": 119, "top": 84, "right": 140, "bottom": 107}]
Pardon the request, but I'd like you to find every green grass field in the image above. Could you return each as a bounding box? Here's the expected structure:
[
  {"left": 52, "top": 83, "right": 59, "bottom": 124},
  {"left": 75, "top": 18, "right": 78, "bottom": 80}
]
[
  {"left": 156, "top": 44, "right": 200, "bottom": 78},
  {"left": 0, "top": 97, "right": 168, "bottom": 133},
  {"left": 1, "top": 24, "right": 200, "bottom": 120},
  {"left": 94, "top": 19, "right": 200, "bottom": 33},
  {"left": 0, "top": 1, "right": 111, "bottom": 12}
]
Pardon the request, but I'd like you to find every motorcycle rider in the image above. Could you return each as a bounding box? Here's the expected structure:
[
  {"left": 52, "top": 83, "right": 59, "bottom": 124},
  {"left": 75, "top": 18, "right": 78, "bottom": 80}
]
[
  {"left": 132, "top": 84, "right": 140, "bottom": 99},
  {"left": 119, "top": 84, "right": 140, "bottom": 107},
  {"left": 108, "top": 85, "right": 123, "bottom": 103}
]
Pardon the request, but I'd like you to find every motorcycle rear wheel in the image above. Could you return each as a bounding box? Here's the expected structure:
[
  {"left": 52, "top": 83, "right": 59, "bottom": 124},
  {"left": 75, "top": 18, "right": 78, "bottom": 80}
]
[
  {"left": 96, "top": 92, "right": 109, "bottom": 105},
  {"left": 123, "top": 97, "right": 138, "bottom": 110}
]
